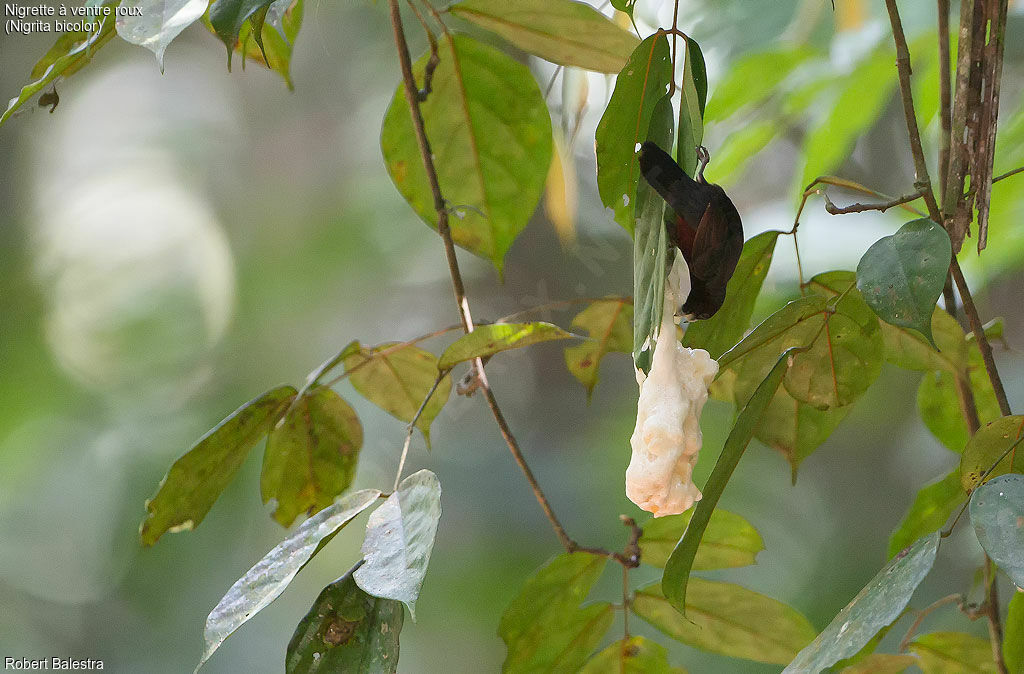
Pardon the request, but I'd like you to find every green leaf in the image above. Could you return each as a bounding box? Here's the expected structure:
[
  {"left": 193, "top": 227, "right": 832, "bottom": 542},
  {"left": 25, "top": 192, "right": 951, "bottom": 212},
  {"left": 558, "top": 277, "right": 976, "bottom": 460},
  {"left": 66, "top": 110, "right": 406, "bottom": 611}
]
[
  {"left": 675, "top": 36, "right": 706, "bottom": 177},
  {"left": 344, "top": 342, "right": 451, "bottom": 445},
  {"left": 209, "top": 0, "right": 278, "bottom": 65},
  {"left": 970, "top": 474, "right": 1024, "bottom": 588},
  {"left": 439, "top": 322, "right": 575, "bottom": 370},
  {"left": 662, "top": 348, "right": 791, "bottom": 613},
  {"left": 639, "top": 509, "right": 763, "bottom": 570},
  {"left": 2, "top": 17, "right": 117, "bottom": 126},
  {"left": 856, "top": 219, "right": 952, "bottom": 345},
  {"left": 381, "top": 34, "right": 552, "bottom": 271},
  {"left": 563, "top": 298, "right": 633, "bottom": 397},
  {"left": 1004, "top": 592, "right": 1024, "bottom": 673},
  {"left": 500, "top": 551, "right": 613, "bottom": 673},
  {"left": 753, "top": 385, "right": 851, "bottom": 480},
  {"left": 140, "top": 385, "right": 296, "bottom": 546},
  {"left": 580, "top": 636, "right": 684, "bottom": 674},
  {"left": 116, "top": 0, "right": 208, "bottom": 67},
  {"left": 285, "top": 566, "right": 403, "bottom": 674},
  {"left": 887, "top": 470, "right": 963, "bottom": 559},
  {"left": 703, "top": 47, "right": 816, "bottom": 124},
  {"left": 798, "top": 44, "right": 899, "bottom": 190},
  {"left": 703, "top": 120, "right": 778, "bottom": 187},
  {"left": 782, "top": 533, "right": 940, "bottom": 673},
  {"left": 918, "top": 346, "right": 1003, "bottom": 453},
  {"left": 908, "top": 632, "right": 998, "bottom": 673},
  {"left": 236, "top": 0, "right": 303, "bottom": 89},
  {"left": 448, "top": 0, "right": 638, "bottom": 74},
  {"left": 631, "top": 93, "right": 674, "bottom": 374},
  {"left": 261, "top": 386, "right": 363, "bottom": 527},
  {"left": 633, "top": 580, "right": 815, "bottom": 665},
  {"left": 719, "top": 291, "right": 882, "bottom": 411},
  {"left": 682, "top": 231, "right": 780, "bottom": 359},
  {"left": 609, "top": 0, "right": 636, "bottom": 20},
  {"left": 353, "top": 470, "right": 441, "bottom": 619},
  {"left": 879, "top": 306, "right": 966, "bottom": 373},
  {"left": 839, "top": 653, "right": 916, "bottom": 674},
  {"left": 960, "top": 415, "right": 1024, "bottom": 491},
  {"left": 595, "top": 34, "right": 673, "bottom": 233},
  {"left": 195, "top": 490, "right": 381, "bottom": 673}
]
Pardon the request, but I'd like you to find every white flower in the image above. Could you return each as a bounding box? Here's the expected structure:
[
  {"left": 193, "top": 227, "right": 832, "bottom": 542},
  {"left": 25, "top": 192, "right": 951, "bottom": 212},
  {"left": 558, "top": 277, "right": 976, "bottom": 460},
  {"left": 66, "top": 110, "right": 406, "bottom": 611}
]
[{"left": 626, "top": 255, "right": 718, "bottom": 516}]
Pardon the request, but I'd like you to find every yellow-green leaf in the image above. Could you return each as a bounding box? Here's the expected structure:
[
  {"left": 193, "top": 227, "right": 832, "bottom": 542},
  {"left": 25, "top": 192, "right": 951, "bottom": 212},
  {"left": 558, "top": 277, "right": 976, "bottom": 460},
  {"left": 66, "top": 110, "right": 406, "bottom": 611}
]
[
  {"left": 140, "top": 385, "right": 296, "bottom": 545},
  {"left": 960, "top": 415, "right": 1024, "bottom": 491},
  {"left": 343, "top": 342, "right": 451, "bottom": 445},
  {"left": 564, "top": 298, "right": 632, "bottom": 396},
  {"left": 908, "top": 632, "right": 998, "bottom": 673},
  {"left": 439, "top": 322, "right": 575, "bottom": 370},
  {"left": 449, "top": 0, "right": 638, "bottom": 74},
  {"left": 639, "top": 509, "right": 763, "bottom": 569},
  {"left": 260, "top": 386, "right": 363, "bottom": 527}
]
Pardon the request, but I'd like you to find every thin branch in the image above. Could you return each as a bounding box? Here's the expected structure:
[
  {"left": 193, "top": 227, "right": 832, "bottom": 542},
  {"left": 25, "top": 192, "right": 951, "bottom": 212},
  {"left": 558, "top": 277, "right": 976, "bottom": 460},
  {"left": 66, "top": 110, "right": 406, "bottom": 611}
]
[
  {"left": 884, "top": 0, "right": 942, "bottom": 223},
  {"left": 993, "top": 165, "right": 1024, "bottom": 184},
  {"left": 669, "top": 0, "right": 680, "bottom": 97},
  {"left": 821, "top": 190, "right": 923, "bottom": 215},
  {"left": 950, "top": 259, "right": 1012, "bottom": 417},
  {"left": 393, "top": 370, "right": 449, "bottom": 491},
  {"left": 938, "top": 0, "right": 952, "bottom": 202},
  {"left": 898, "top": 593, "right": 964, "bottom": 652},
  {"left": 982, "top": 556, "right": 1006, "bottom": 672},
  {"left": 622, "top": 564, "right": 632, "bottom": 639}
]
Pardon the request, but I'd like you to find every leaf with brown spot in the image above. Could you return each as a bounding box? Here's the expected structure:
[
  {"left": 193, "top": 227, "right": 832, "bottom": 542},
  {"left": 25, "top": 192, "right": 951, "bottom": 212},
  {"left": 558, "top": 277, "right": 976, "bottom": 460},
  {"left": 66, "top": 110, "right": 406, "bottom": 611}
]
[
  {"left": 564, "top": 298, "right": 632, "bottom": 397},
  {"left": 260, "top": 386, "right": 363, "bottom": 527}
]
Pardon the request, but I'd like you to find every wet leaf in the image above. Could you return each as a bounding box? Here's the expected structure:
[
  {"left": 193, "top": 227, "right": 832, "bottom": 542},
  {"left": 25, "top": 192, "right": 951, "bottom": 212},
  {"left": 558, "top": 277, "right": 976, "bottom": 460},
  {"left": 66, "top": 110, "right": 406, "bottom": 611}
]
[
  {"left": 631, "top": 93, "right": 674, "bottom": 374},
  {"left": 595, "top": 34, "right": 672, "bottom": 233},
  {"left": 449, "top": 0, "right": 638, "bottom": 73},
  {"left": 960, "top": 416, "right": 1024, "bottom": 491},
  {"left": 783, "top": 533, "right": 939, "bottom": 673},
  {"left": 500, "top": 551, "right": 613, "bottom": 673},
  {"left": 261, "top": 386, "right": 363, "bottom": 527},
  {"left": 381, "top": 34, "right": 552, "bottom": 271},
  {"left": 140, "top": 385, "right": 296, "bottom": 545},
  {"left": 564, "top": 298, "right": 633, "bottom": 396},
  {"left": 908, "top": 632, "right": 997, "bottom": 673},
  {"left": 439, "top": 322, "right": 575, "bottom": 370},
  {"left": 344, "top": 342, "right": 451, "bottom": 445},
  {"left": 970, "top": 474, "right": 1024, "bottom": 588},
  {"left": 354, "top": 470, "right": 441, "bottom": 619},
  {"left": 286, "top": 566, "right": 403, "bottom": 674},
  {"left": 639, "top": 508, "right": 763, "bottom": 569},
  {"left": 633, "top": 580, "right": 815, "bottom": 665},
  {"left": 2, "top": 15, "right": 117, "bottom": 126},
  {"left": 856, "top": 219, "right": 952, "bottom": 345},
  {"left": 683, "top": 230, "right": 780, "bottom": 359},
  {"left": 662, "top": 348, "right": 791, "bottom": 613},
  {"left": 888, "top": 470, "right": 963, "bottom": 559},
  {"left": 195, "top": 490, "right": 381, "bottom": 672},
  {"left": 116, "top": 0, "right": 208, "bottom": 67},
  {"left": 580, "top": 636, "right": 684, "bottom": 674}
]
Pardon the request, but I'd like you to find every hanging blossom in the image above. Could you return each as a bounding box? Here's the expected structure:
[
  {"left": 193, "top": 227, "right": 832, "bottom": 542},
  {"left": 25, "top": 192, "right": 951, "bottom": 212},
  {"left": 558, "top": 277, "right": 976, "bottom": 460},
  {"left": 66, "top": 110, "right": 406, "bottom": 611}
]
[{"left": 626, "top": 255, "right": 718, "bottom": 516}]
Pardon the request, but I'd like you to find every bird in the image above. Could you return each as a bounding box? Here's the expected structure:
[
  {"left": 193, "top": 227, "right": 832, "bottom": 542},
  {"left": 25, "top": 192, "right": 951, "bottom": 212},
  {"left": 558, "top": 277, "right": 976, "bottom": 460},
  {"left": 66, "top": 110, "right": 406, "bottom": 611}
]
[{"left": 638, "top": 141, "right": 744, "bottom": 321}]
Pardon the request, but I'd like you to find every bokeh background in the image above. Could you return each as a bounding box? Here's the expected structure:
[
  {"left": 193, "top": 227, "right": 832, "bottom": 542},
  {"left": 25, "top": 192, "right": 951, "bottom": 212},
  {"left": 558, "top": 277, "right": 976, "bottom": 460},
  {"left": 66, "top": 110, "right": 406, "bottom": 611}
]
[{"left": 1, "top": 0, "right": 1023, "bottom": 671}]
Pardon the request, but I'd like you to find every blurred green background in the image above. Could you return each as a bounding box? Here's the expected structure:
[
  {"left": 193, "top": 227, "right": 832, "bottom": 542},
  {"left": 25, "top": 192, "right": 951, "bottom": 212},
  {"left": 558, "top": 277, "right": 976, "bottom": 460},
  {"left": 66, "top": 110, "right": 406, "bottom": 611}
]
[{"left": 1, "top": 0, "right": 1023, "bottom": 671}]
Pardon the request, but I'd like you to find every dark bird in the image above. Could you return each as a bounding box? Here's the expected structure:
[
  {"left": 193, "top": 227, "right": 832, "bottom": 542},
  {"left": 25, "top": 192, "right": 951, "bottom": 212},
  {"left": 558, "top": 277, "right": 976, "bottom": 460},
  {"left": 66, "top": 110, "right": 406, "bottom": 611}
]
[{"left": 638, "top": 141, "right": 744, "bottom": 321}]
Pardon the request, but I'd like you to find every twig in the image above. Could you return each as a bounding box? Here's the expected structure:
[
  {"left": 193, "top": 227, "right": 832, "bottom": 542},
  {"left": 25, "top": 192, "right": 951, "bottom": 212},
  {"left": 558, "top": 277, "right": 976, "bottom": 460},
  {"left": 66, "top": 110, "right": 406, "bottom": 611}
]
[
  {"left": 898, "top": 594, "right": 964, "bottom": 652},
  {"left": 884, "top": 0, "right": 942, "bottom": 222},
  {"left": 983, "top": 556, "right": 1005, "bottom": 671},
  {"left": 622, "top": 564, "right": 631, "bottom": 639},
  {"left": 937, "top": 0, "right": 952, "bottom": 203},
  {"left": 993, "top": 165, "right": 1024, "bottom": 184},
  {"left": 404, "top": 0, "right": 439, "bottom": 101},
  {"left": 950, "top": 259, "right": 1012, "bottom": 417},
  {"left": 669, "top": 0, "right": 680, "bottom": 97},
  {"left": 393, "top": 370, "right": 449, "bottom": 491},
  {"left": 821, "top": 190, "right": 923, "bottom": 215}
]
